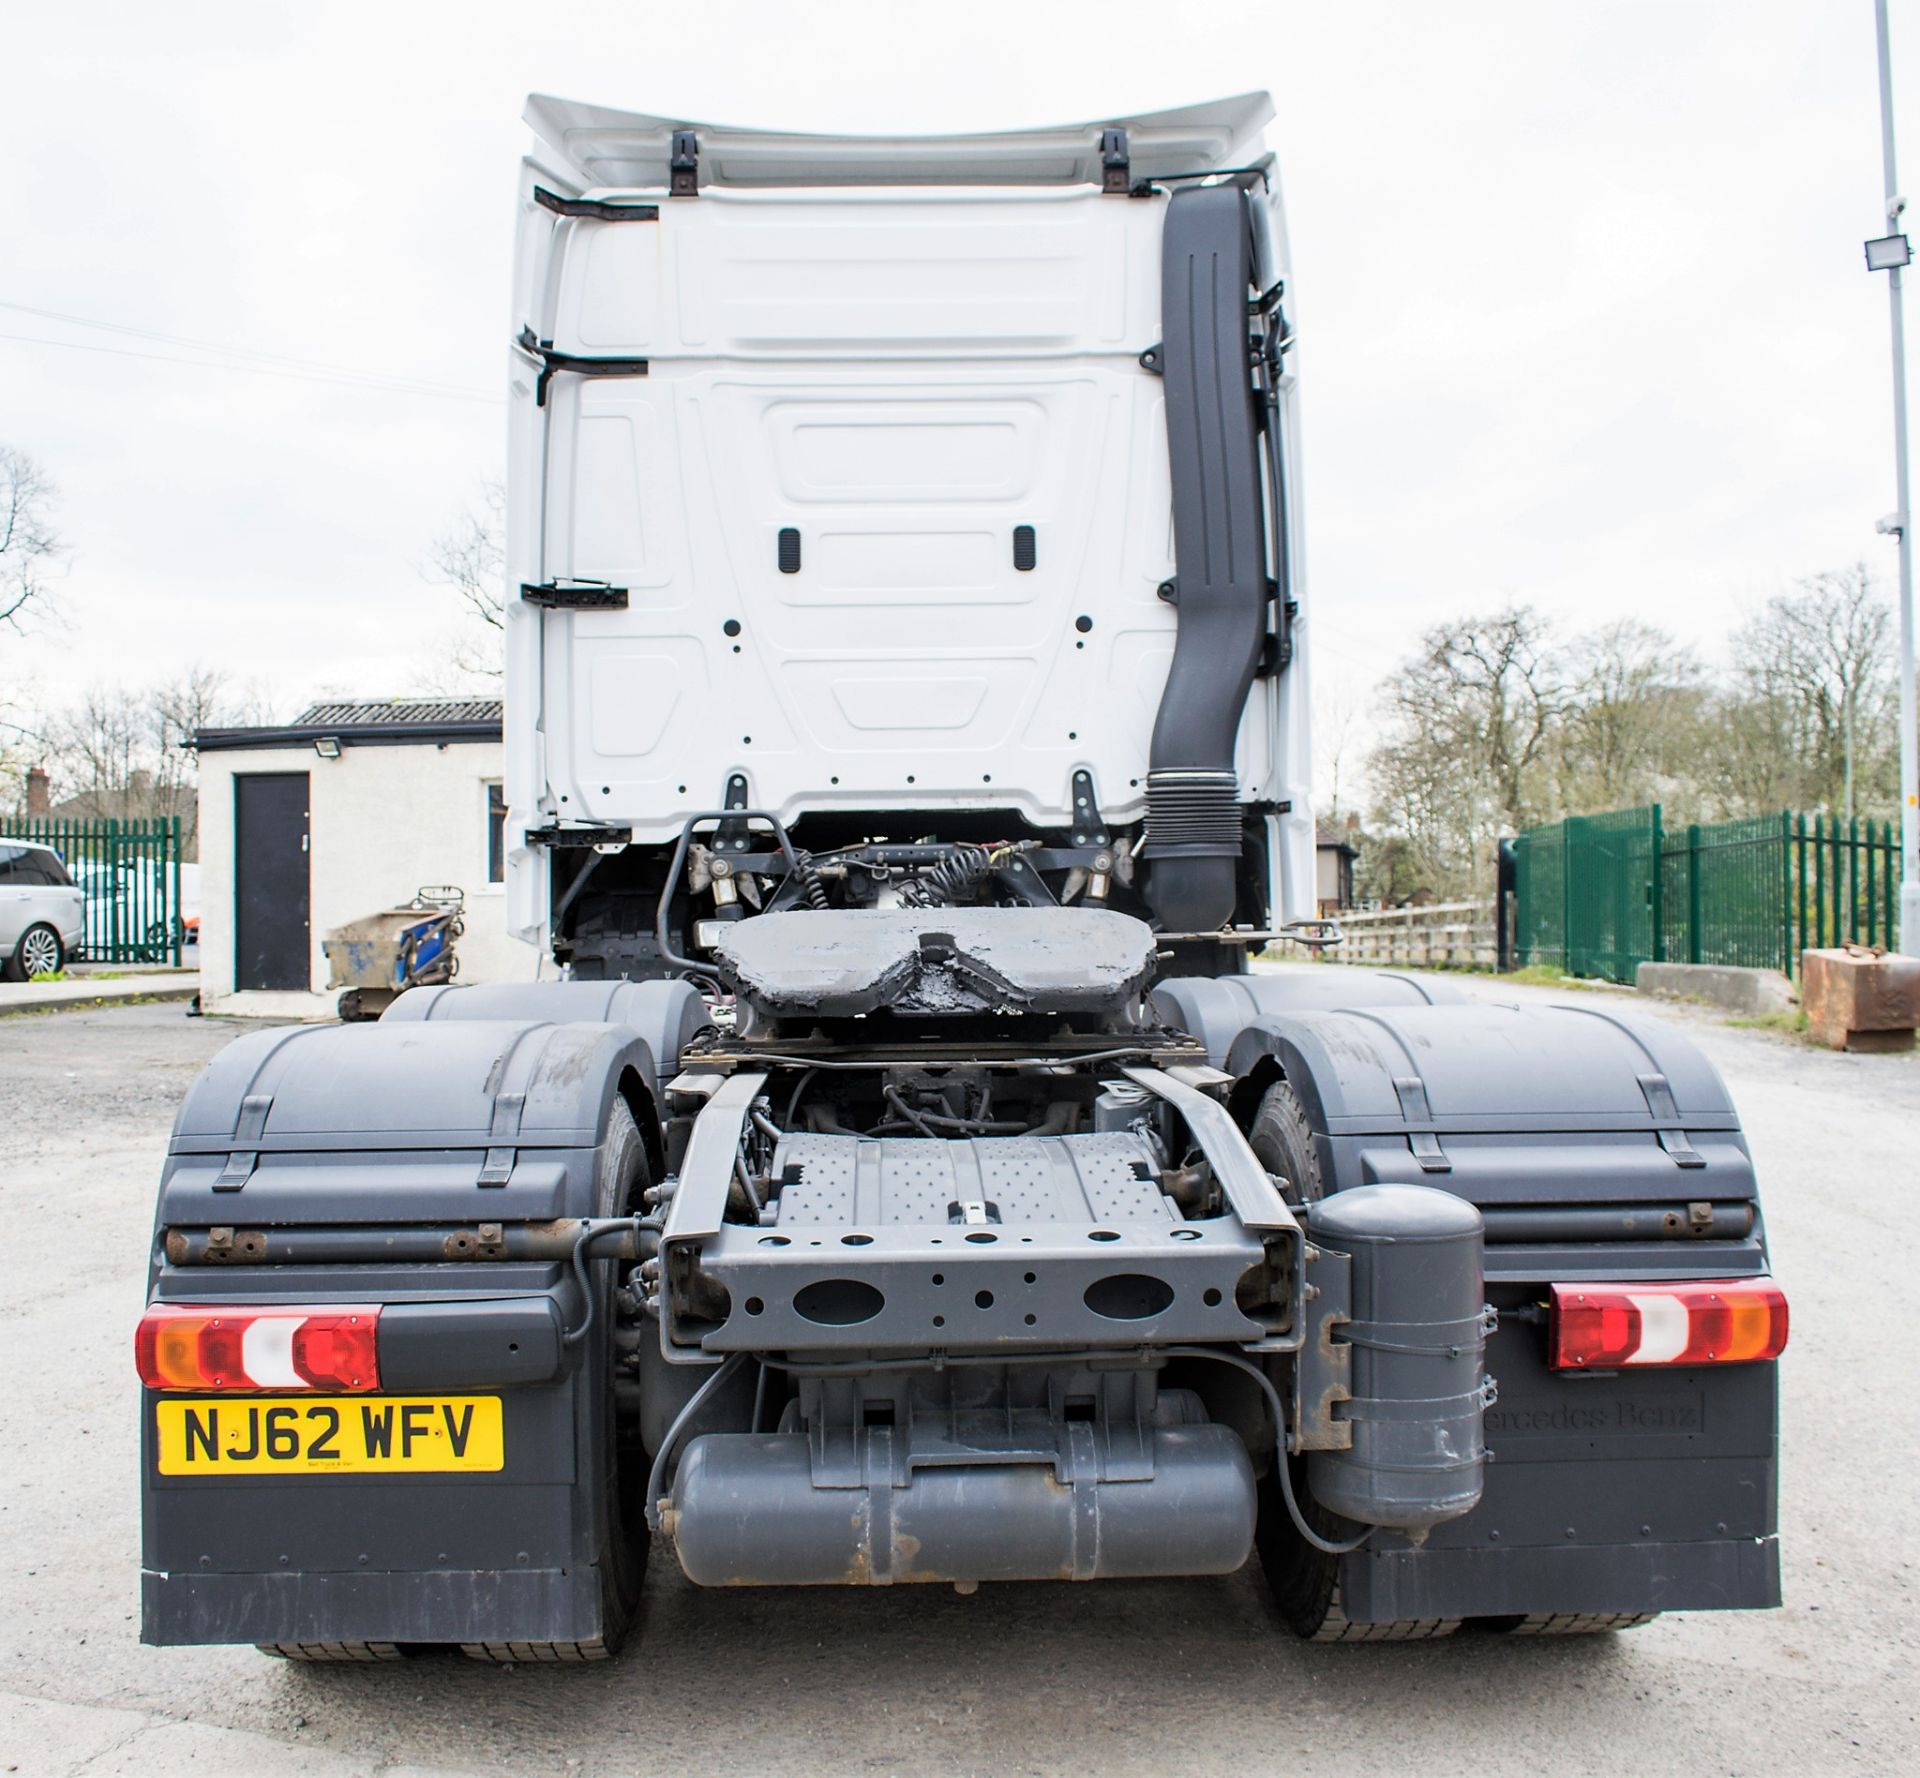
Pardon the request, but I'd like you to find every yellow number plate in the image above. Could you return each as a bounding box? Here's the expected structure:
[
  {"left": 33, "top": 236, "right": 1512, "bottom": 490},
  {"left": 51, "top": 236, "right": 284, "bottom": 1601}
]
[{"left": 154, "top": 1396, "right": 504, "bottom": 1476}]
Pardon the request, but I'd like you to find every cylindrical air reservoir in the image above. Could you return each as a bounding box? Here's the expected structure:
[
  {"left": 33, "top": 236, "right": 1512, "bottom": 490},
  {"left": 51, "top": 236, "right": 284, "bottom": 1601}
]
[
  {"left": 1304, "top": 1183, "right": 1492, "bottom": 1531},
  {"left": 668, "top": 1423, "right": 1255, "bottom": 1586}
]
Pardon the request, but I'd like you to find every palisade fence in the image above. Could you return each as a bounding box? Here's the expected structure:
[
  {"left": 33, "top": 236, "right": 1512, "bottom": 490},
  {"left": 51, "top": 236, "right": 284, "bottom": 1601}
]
[
  {"left": 13, "top": 817, "right": 184, "bottom": 966},
  {"left": 1512, "top": 805, "right": 1901, "bottom": 984}
]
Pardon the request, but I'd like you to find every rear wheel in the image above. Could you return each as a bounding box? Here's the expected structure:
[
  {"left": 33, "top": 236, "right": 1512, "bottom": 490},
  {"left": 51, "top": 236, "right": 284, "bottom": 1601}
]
[
  {"left": 459, "top": 1638, "right": 614, "bottom": 1664},
  {"left": 1256, "top": 1464, "right": 1460, "bottom": 1643},
  {"left": 463, "top": 1097, "right": 652, "bottom": 1665},
  {"left": 257, "top": 1641, "right": 403, "bottom": 1663},
  {"left": 1249, "top": 1082, "right": 1458, "bottom": 1641},
  {"left": 1500, "top": 1612, "right": 1660, "bottom": 1636},
  {"left": 6, "top": 923, "right": 64, "bottom": 981},
  {"left": 1246, "top": 1077, "right": 1324, "bottom": 1205}
]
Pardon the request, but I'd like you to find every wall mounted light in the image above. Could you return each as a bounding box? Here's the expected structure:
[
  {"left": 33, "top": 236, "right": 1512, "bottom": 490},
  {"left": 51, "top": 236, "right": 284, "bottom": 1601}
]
[{"left": 313, "top": 736, "right": 342, "bottom": 760}]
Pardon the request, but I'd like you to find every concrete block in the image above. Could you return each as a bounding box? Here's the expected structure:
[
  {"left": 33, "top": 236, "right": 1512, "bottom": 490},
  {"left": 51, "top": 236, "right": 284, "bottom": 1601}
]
[{"left": 1635, "top": 962, "right": 1797, "bottom": 1018}]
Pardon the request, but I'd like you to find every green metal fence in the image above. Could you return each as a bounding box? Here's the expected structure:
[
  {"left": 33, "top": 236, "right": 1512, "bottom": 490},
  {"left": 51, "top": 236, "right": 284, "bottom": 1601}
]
[
  {"left": 1514, "top": 805, "right": 1901, "bottom": 983},
  {"left": 13, "top": 816, "right": 184, "bottom": 966}
]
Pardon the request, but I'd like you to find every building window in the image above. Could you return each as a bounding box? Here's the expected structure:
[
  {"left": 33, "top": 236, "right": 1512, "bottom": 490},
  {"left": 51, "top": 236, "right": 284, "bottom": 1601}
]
[{"left": 486, "top": 782, "right": 506, "bottom": 884}]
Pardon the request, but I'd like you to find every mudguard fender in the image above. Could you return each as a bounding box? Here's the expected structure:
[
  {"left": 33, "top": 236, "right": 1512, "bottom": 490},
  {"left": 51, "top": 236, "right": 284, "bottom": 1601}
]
[
  {"left": 1152, "top": 967, "right": 1461, "bottom": 1067},
  {"left": 383, "top": 977, "right": 709, "bottom": 1079},
  {"left": 158, "top": 1018, "right": 664, "bottom": 1236}
]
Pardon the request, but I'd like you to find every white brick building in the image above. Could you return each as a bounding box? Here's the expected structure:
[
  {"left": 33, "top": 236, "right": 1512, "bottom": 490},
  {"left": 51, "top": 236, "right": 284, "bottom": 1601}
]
[{"left": 194, "top": 699, "right": 540, "bottom": 1017}]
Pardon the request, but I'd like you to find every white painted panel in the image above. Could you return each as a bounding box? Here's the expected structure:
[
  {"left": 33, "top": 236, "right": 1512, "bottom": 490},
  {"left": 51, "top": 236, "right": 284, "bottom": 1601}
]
[
  {"left": 570, "top": 223, "right": 660, "bottom": 347},
  {"left": 587, "top": 648, "right": 698, "bottom": 757},
  {"left": 783, "top": 658, "right": 1025, "bottom": 753},
  {"left": 572, "top": 413, "right": 650, "bottom": 582},
  {"left": 542, "top": 384, "right": 682, "bottom": 595},
  {"left": 551, "top": 189, "right": 1153, "bottom": 359},
  {"left": 829, "top": 674, "right": 988, "bottom": 733},
  {"left": 509, "top": 122, "right": 1305, "bottom": 913},
  {"left": 682, "top": 208, "right": 1126, "bottom": 351},
  {"left": 811, "top": 530, "right": 1002, "bottom": 600},
  {"left": 773, "top": 407, "right": 1039, "bottom": 504}
]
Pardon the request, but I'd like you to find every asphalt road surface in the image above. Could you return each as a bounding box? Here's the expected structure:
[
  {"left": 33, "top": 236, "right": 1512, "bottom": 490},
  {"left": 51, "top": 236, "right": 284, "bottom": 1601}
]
[{"left": 2, "top": 988, "right": 1915, "bottom": 1777}]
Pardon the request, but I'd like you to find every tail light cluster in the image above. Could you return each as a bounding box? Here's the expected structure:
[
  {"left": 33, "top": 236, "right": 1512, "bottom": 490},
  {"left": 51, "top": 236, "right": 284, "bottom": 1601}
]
[
  {"left": 1548, "top": 1279, "right": 1788, "bottom": 1370},
  {"left": 135, "top": 1304, "right": 382, "bottom": 1392}
]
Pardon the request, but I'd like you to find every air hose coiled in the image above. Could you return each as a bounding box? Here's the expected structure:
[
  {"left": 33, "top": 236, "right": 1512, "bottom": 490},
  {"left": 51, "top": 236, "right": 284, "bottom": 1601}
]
[
  {"left": 901, "top": 844, "right": 994, "bottom": 908},
  {"left": 791, "top": 849, "right": 830, "bottom": 910}
]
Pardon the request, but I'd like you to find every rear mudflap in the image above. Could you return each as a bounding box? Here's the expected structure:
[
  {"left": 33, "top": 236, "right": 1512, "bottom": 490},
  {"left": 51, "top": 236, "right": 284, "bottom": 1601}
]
[
  {"left": 1215, "top": 1001, "right": 1781, "bottom": 1622},
  {"left": 1336, "top": 1310, "right": 1780, "bottom": 1622},
  {"left": 140, "top": 1293, "right": 621, "bottom": 1648},
  {"left": 142, "top": 1017, "right": 653, "bottom": 1649}
]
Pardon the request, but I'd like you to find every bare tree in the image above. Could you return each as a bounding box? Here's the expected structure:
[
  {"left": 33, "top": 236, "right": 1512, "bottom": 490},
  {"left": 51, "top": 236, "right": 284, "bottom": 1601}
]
[
  {"left": 35, "top": 667, "right": 274, "bottom": 856},
  {"left": 0, "top": 445, "right": 68, "bottom": 634},
  {"left": 1713, "top": 564, "right": 1895, "bottom": 818},
  {"left": 1352, "top": 567, "right": 1904, "bottom": 900},
  {"left": 1313, "top": 681, "right": 1367, "bottom": 822},
  {"left": 1366, "top": 607, "right": 1565, "bottom": 894},
  {"left": 427, "top": 480, "right": 506, "bottom": 679},
  {"left": 1554, "top": 618, "right": 1705, "bottom": 812}
]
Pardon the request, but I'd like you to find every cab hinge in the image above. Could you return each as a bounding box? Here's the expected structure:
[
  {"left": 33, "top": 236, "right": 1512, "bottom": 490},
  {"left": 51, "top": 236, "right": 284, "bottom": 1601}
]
[
  {"left": 515, "top": 326, "right": 649, "bottom": 407},
  {"left": 520, "top": 579, "right": 630, "bottom": 611},
  {"left": 533, "top": 186, "right": 660, "bottom": 223},
  {"left": 670, "top": 129, "right": 699, "bottom": 197}
]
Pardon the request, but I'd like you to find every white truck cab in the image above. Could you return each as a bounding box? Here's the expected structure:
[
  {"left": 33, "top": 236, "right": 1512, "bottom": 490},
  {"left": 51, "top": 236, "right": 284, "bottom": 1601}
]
[{"left": 503, "top": 96, "right": 1313, "bottom": 974}]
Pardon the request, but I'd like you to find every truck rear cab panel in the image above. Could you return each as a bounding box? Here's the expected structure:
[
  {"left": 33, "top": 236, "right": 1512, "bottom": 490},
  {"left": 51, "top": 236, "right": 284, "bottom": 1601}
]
[{"left": 503, "top": 97, "right": 1316, "bottom": 943}]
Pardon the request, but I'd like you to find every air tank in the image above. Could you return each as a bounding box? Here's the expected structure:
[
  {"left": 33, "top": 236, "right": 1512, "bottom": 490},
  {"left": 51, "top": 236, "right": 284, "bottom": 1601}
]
[{"left": 1304, "top": 1184, "right": 1493, "bottom": 1532}]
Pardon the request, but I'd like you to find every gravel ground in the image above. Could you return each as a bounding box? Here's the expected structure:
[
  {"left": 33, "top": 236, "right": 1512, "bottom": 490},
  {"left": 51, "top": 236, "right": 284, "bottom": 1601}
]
[{"left": 1, "top": 990, "right": 1915, "bottom": 1777}]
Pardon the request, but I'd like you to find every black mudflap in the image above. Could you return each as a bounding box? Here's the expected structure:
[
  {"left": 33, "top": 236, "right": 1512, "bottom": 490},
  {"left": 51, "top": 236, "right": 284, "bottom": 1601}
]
[
  {"left": 1337, "top": 1316, "right": 1780, "bottom": 1623},
  {"left": 1215, "top": 999, "right": 1781, "bottom": 1622}
]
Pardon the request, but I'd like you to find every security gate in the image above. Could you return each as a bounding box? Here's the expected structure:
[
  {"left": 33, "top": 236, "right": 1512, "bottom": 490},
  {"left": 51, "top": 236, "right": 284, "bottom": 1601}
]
[
  {"left": 1515, "top": 805, "right": 1902, "bottom": 983},
  {"left": 13, "top": 817, "right": 185, "bottom": 966}
]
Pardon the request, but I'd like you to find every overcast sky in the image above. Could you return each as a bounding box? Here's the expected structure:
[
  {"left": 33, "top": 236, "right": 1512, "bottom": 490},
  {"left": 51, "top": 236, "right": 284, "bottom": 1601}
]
[{"left": 2, "top": 0, "right": 1914, "bottom": 791}]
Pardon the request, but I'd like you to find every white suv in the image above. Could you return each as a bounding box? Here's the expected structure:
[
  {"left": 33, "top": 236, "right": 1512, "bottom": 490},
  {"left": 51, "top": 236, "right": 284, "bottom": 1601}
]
[{"left": 0, "top": 839, "right": 86, "bottom": 980}]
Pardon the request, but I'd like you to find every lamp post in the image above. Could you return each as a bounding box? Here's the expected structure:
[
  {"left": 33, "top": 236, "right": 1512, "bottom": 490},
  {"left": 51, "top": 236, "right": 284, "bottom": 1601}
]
[{"left": 1869, "top": 0, "right": 1918, "bottom": 952}]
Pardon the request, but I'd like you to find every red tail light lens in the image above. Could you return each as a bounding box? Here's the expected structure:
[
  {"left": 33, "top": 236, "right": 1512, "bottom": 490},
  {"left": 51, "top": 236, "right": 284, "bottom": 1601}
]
[
  {"left": 1549, "top": 1279, "right": 1787, "bottom": 1370},
  {"left": 135, "top": 1305, "right": 381, "bottom": 1391}
]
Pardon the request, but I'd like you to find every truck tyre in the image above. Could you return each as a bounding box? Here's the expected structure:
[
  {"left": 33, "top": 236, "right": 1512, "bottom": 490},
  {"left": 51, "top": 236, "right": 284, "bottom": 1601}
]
[
  {"left": 461, "top": 1096, "right": 653, "bottom": 1665},
  {"left": 257, "top": 1641, "right": 403, "bottom": 1662},
  {"left": 1256, "top": 1462, "right": 1460, "bottom": 1642},
  {"left": 1502, "top": 1612, "right": 1660, "bottom": 1636},
  {"left": 1246, "top": 1078, "right": 1324, "bottom": 1204},
  {"left": 1250, "top": 1078, "right": 1459, "bottom": 1641}
]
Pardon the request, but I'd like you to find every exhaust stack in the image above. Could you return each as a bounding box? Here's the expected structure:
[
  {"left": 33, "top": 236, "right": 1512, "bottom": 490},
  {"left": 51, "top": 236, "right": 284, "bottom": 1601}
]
[{"left": 1142, "top": 181, "right": 1271, "bottom": 934}]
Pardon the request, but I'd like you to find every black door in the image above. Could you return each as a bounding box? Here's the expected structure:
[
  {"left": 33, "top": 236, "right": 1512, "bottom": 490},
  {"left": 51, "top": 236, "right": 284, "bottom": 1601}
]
[{"left": 235, "top": 773, "right": 310, "bottom": 990}]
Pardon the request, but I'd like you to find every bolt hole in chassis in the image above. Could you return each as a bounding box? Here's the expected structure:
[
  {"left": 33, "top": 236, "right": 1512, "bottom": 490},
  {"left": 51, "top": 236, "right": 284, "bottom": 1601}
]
[{"left": 139, "top": 98, "right": 1784, "bottom": 1659}]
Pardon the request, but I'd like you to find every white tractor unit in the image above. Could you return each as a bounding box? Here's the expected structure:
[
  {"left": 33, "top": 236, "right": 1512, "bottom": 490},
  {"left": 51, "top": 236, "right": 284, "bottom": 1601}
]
[{"left": 137, "top": 96, "right": 1786, "bottom": 1661}]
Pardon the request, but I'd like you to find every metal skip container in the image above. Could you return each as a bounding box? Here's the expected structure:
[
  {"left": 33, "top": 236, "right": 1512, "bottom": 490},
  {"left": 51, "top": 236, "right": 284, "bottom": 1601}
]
[{"left": 321, "top": 886, "right": 465, "bottom": 1021}]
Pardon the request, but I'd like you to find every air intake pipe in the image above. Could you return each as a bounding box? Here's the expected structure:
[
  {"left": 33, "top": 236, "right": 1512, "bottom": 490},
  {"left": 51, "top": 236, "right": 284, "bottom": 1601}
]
[{"left": 1142, "top": 182, "right": 1269, "bottom": 934}]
